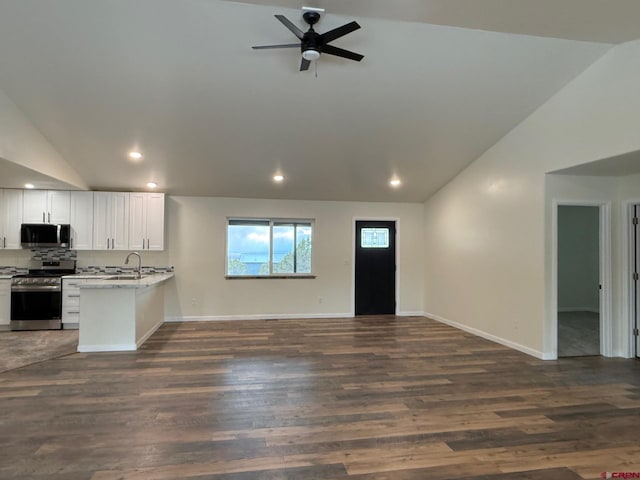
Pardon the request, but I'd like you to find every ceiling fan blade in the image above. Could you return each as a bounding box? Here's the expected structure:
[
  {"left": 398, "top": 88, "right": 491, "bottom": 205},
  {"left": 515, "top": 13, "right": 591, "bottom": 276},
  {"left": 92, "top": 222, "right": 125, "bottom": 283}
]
[
  {"left": 321, "top": 44, "right": 364, "bottom": 62},
  {"left": 252, "top": 43, "right": 300, "bottom": 50},
  {"left": 320, "top": 21, "right": 361, "bottom": 44},
  {"left": 300, "top": 58, "right": 311, "bottom": 71},
  {"left": 275, "top": 14, "right": 304, "bottom": 40}
]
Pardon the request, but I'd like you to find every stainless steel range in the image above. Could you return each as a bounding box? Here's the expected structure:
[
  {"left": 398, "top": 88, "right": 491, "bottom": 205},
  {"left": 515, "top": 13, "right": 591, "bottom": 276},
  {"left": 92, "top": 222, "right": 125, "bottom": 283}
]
[{"left": 10, "top": 260, "right": 76, "bottom": 331}]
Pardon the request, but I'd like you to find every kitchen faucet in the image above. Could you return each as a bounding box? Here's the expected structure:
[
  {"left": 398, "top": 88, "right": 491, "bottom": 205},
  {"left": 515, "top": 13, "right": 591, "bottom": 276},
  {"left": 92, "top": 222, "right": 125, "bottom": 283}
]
[{"left": 124, "top": 251, "right": 142, "bottom": 279}]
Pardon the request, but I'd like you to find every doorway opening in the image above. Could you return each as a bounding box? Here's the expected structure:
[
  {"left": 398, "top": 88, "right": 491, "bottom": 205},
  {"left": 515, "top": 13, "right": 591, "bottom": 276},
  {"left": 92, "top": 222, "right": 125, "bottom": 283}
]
[
  {"left": 354, "top": 220, "right": 396, "bottom": 315},
  {"left": 557, "top": 205, "right": 601, "bottom": 357}
]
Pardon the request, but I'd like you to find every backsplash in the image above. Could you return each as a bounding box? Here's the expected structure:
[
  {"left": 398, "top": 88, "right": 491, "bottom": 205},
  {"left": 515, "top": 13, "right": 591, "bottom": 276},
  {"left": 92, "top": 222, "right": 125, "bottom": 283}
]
[
  {"left": 0, "top": 266, "right": 28, "bottom": 275},
  {"left": 76, "top": 265, "right": 174, "bottom": 274},
  {"left": 30, "top": 248, "right": 78, "bottom": 261},
  {"left": 1, "top": 247, "right": 173, "bottom": 275}
]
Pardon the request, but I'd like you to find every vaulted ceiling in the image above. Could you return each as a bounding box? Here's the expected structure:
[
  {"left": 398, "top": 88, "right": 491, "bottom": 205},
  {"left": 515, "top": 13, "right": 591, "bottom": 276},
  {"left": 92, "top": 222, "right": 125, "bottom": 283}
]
[{"left": 0, "top": 0, "right": 636, "bottom": 202}]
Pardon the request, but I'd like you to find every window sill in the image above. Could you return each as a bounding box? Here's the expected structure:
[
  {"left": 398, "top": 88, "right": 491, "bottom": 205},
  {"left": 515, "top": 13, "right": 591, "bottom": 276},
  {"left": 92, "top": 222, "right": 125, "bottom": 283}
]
[{"left": 225, "top": 275, "right": 316, "bottom": 280}]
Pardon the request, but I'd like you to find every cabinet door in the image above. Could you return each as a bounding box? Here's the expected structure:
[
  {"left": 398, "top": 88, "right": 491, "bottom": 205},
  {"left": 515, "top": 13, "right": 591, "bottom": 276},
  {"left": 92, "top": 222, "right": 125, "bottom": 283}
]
[
  {"left": 0, "top": 279, "right": 10, "bottom": 325},
  {"left": 146, "top": 193, "right": 165, "bottom": 250},
  {"left": 129, "top": 193, "right": 146, "bottom": 251},
  {"left": 61, "top": 278, "right": 81, "bottom": 326},
  {"left": 111, "top": 192, "right": 130, "bottom": 250},
  {"left": 69, "top": 191, "right": 94, "bottom": 250},
  {"left": 129, "top": 193, "right": 164, "bottom": 251},
  {"left": 1, "top": 189, "right": 24, "bottom": 249},
  {"left": 48, "top": 191, "right": 70, "bottom": 224},
  {"left": 22, "top": 190, "right": 48, "bottom": 223},
  {"left": 92, "top": 192, "right": 111, "bottom": 250}
]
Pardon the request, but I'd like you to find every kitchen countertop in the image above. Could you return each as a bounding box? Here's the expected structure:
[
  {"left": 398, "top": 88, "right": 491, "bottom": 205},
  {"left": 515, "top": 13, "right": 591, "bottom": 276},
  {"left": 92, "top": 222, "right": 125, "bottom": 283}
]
[
  {"left": 0, "top": 275, "right": 14, "bottom": 279},
  {"left": 77, "top": 272, "right": 174, "bottom": 289}
]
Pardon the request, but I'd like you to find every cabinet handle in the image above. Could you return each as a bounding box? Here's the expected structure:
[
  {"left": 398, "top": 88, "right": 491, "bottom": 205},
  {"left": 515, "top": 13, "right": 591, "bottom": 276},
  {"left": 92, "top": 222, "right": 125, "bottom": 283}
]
[
  {"left": 3, "top": 237, "right": 5, "bottom": 248},
  {"left": 112, "top": 238, "right": 115, "bottom": 249},
  {"left": 67, "top": 294, "right": 80, "bottom": 298},
  {"left": 42, "top": 212, "right": 45, "bottom": 222},
  {"left": 142, "top": 238, "right": 145, "bottom": 249},
  {"left": 48, "top": 212, "right": 51, "bottom": 223},
  {"left": 107, "top": 238, "right": 110, "bottom": 249},
  {"left": 70, "top": 237, "right": 73, "bottom": 249}
]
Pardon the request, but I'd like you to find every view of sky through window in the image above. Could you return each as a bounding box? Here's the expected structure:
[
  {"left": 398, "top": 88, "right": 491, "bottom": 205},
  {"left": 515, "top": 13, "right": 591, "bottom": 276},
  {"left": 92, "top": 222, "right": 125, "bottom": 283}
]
[{"left": 227, "top": 221, "right": 312, "bottom": 275}]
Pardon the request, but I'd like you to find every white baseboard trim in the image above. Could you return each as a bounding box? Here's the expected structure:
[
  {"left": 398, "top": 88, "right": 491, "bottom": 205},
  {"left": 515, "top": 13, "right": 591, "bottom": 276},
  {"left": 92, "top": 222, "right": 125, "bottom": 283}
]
[
  {"left": 397, "top": 311, "right": 425, "bottom": 317},
  {"left": 136, "top": 319, "right": 164, "bottom": 348},
  {"left": 424, "top": 311, "right": 552, "bottom": 360},
  {"left": 77, "top": 343, "right": 137, "bottom": 353},
  {"left": 166, "top": 312, "right": 353, "bottom": 322},
  {"left": 557, "top": 307, "right": 600, "bottom": 313}
]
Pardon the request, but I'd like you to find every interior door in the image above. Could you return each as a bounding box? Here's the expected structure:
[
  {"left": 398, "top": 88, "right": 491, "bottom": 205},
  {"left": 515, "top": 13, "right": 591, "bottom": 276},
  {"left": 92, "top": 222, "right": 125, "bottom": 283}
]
[
  {"left": 355, "top": 220, "right": 396, "bottom": 315},
  {"left": 633, "top": 205, "right": 640, "bottom": 357}
]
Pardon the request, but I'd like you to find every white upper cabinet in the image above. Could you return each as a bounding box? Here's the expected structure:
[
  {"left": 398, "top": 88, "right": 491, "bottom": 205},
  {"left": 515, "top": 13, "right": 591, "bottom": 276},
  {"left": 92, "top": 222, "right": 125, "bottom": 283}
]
[
  {"left": 129, "top": 193, "right": 165, "bottom": 251},
  {"left": 93, "top": 192, "right": 130, "bottom": 250},
  {"left": 69, "top": 191, "right": 94, "bottom": 250},
  {"left": 0, "top": 189, "right": 23, "bottom": 249},
  {"left": 23, "top": 190, "right": 70, "bottom": 224}
]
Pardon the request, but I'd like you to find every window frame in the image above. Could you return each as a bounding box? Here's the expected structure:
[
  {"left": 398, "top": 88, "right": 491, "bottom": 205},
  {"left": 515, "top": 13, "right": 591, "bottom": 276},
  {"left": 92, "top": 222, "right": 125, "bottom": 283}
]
[{"left": 225, "top": 217, "right": 315, "bottom": 279}]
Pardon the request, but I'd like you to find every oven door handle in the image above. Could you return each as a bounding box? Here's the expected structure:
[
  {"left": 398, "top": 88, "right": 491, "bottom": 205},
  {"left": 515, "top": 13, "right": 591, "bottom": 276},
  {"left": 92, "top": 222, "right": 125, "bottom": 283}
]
[{"left": 11, "top": 286, "right": 62, "bottom": 292}]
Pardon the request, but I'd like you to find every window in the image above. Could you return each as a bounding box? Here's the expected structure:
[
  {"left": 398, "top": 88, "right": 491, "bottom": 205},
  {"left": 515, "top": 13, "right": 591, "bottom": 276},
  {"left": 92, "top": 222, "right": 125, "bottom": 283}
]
[
  {"left": 227, "top": 219, "right": 313, "bottom": 277},
  {"left": 360, "top": 228, "right": 390, "bottom": 248}
]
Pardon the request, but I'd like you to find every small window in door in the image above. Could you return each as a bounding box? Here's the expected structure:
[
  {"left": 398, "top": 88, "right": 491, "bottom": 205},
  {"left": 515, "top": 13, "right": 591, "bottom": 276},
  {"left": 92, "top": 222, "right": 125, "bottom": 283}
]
[{"left": 361, "top": 228, "right": 390, "bottom": 248}]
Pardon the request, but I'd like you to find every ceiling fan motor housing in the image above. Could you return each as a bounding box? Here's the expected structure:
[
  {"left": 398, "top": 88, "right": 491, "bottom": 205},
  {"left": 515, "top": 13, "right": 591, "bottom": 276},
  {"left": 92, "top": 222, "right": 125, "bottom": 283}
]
[
  {"left": 301, "top": 11, "right": 322, "bottom": 57},
  {"left": 302, "top": 30, "right": 322, "bottom": 57}
]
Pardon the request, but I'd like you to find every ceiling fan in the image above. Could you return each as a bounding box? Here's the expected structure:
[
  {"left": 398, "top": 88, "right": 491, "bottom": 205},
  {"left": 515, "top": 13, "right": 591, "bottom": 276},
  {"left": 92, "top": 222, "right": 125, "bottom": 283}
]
[{"left": 252, "top": 8, "right": 364, "bottom": 71}]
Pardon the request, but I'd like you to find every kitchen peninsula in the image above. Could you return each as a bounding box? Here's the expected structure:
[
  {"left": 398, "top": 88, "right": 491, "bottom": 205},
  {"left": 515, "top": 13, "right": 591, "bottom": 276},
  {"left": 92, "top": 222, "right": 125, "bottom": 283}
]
[{"left": 76, "top": 273, "right": 173, "bottom": 352}]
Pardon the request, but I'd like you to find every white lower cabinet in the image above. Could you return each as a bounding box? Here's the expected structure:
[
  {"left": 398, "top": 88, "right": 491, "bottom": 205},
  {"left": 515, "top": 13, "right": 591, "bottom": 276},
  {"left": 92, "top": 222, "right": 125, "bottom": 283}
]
[
  {"left": 0, "top": 279, "right": 10, "bottom": 326},
  {"left": 62, "top": 278, "right": 84, "bottom": 328}
]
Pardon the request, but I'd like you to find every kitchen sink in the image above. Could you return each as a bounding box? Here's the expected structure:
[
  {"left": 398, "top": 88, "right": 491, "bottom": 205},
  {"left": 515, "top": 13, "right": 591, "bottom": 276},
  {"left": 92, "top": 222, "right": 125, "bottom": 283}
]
[{"left": 105, "top": 275, "right": 146, "bottom": 280}]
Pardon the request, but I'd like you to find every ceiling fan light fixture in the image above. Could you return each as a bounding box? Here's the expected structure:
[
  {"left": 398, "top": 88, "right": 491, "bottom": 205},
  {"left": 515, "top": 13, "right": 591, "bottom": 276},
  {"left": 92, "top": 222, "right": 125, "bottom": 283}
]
[{"left": 302, "top": 49, "right": 320, "bottom": 61}]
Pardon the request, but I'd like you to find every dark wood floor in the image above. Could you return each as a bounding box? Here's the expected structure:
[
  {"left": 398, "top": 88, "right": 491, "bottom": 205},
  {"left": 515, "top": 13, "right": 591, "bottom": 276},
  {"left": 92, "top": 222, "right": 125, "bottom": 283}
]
[{"left": 0, "top": 317, "right": 638, "bottom": 480}]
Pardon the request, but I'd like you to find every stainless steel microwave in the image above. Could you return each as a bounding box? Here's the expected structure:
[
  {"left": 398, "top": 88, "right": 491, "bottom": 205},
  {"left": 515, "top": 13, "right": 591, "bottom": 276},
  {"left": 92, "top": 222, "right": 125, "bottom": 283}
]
[{"left": 20, "top": 224, "right": 71, "bottom": 248}]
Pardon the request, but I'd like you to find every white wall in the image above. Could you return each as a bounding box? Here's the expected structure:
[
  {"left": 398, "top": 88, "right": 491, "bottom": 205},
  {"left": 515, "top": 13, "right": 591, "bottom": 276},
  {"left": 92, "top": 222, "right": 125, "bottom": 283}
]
[
  {"left": 164, "top": 196, "right": 424, "bottom": 320},
  {"left": 0, "top": 86, "right": 87, "bottom": 190},
  {"left": 424, "top": 40, "right": 640, "bottom": 359}
]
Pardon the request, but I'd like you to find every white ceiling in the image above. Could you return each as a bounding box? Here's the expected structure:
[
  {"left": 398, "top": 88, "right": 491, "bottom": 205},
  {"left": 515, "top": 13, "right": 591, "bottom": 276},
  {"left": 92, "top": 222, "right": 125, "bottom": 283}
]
[{"left": 0, "top": 0, "right": 631, "bottom": 202}]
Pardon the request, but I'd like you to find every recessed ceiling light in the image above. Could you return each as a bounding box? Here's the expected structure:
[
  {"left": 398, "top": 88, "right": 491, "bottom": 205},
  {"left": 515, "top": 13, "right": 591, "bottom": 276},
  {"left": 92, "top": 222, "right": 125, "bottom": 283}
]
[
  {"left": 24, "top": 183, "right": 35, "bottom": 189},
  {"left": 129, "top": 151, "right": 143, "bottom": 160},
  {"left": 146, "top": 182, "right": 158, "bottom": 189},
  {"left": 273, "top": 174, "right": 284, "bottom": 182},
  {"left": 390, "top": 179, "right": 401, "bottom": 187}
]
